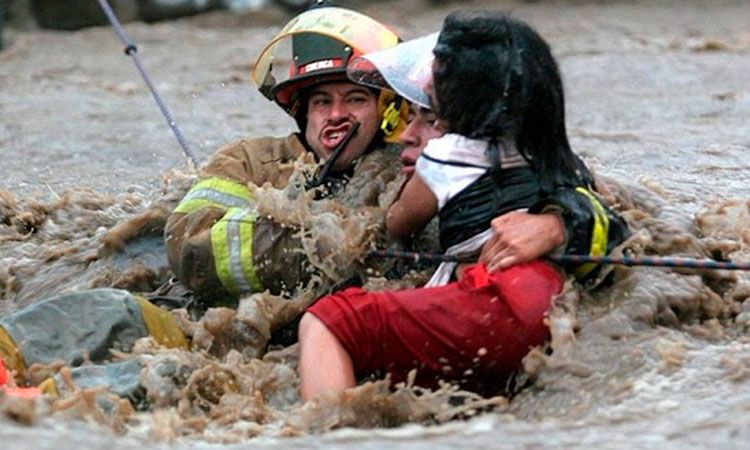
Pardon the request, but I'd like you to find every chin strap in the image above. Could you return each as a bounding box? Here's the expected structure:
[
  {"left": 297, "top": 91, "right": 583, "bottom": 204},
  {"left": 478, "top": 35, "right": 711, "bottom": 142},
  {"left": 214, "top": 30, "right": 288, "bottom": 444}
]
[
  {"left": 378, "top": 92, "right": 409, "bottom": 143},
  {"left": 306, "top": 121, "right": 360, "bottom": 190}
]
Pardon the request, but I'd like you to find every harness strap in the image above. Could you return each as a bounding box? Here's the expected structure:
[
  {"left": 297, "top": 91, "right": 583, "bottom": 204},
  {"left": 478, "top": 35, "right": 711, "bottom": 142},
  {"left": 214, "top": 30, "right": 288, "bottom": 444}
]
[{"left": 573, "top": 187, "right": 610, "bottom": 279}]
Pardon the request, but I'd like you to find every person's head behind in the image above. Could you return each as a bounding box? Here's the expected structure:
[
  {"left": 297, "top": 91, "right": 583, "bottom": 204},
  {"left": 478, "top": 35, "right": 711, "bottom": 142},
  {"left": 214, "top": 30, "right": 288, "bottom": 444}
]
[
  {"left": 432, "top": 11, "right": 589, "bottom": 192},
  {"left": 398, "top": 105, "right": 442, "bottom": 175},
  {"left": 251, "top": 3, "right": 402, "bottom": 172},
  {"left": 346, "top": 31, "right": 443, "bottom": 175}
]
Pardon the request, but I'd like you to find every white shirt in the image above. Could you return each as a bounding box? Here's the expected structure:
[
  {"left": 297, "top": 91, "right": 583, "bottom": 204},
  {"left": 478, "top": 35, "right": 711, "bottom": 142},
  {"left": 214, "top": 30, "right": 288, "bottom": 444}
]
[{"left": 415, "top": 133, "right": 529, "bottom": 286}]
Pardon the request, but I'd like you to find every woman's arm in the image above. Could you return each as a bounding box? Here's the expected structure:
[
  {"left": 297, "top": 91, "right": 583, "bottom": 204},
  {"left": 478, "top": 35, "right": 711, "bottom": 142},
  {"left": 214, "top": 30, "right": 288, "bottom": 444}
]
[{"left": 386, "top": 173, "right": 439, "bottom": 240}]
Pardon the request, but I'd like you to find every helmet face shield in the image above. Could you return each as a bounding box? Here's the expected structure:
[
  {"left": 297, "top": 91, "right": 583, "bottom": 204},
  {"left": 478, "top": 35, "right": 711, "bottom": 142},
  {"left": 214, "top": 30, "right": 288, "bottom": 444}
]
[
  {"left": 347, "top": 32, "right": 438, "bottom": 109},
  {"left": 251, "top": 7, "right": 400, "bottom": 111}
]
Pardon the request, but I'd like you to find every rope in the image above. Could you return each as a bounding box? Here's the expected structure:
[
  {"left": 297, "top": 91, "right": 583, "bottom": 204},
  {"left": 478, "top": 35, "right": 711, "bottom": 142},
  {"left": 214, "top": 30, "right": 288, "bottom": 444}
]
[
  {"left": 368, "top": 249, "right": 750, "bottom": 271},
  {"left": 96, "top": 0, "right": 200, "bottom": 169},
  {"left": 370, "top": 249, "right": 469, "bottom": 263},
  {"left": 552, "top": 254, "right": 750, "bottom": 271}
]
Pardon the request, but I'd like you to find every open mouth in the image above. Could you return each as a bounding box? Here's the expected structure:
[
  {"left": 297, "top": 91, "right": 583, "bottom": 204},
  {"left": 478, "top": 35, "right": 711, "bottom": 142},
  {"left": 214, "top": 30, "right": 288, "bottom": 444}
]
[{"left": 320, "top": 124, "right": 353, "bottom": 151}]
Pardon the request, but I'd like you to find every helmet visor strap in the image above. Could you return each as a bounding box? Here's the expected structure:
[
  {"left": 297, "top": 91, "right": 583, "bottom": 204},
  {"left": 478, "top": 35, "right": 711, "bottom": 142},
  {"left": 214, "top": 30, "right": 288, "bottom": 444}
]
[{"left": 307, "top": 121, "right": 361, "bottom": 189}]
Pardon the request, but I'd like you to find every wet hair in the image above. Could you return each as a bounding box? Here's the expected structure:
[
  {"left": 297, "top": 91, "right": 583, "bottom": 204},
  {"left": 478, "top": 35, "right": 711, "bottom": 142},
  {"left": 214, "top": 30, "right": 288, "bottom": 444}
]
[{"left": 432, "top": 11, "right": 592, "bottom": 193}]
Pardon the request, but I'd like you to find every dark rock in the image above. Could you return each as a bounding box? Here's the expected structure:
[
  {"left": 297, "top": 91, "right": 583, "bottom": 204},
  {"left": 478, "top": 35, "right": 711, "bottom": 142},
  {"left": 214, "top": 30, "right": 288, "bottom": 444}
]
[
  {"left": 1, "top": 0, "right": 5, "bottom": 51},
  {"left": 138, "top": 0, "right": 216, "bottom": 22},
  {"left": 6, "top": 0, "right": 38, "bottom": 29},
  {"left": 31, "top": 0, "right": 137, "bottom": 30}
]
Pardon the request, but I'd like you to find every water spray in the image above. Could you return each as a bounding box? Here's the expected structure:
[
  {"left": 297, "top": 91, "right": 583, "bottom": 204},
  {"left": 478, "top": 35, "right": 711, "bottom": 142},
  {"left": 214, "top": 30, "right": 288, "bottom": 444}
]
[
  {"left": 95, "top": 1, "right": 747, "bottom": 275},
  {"left": 368, "top": 249, "right": 750, "bottom": 271},
  {"left": 96, "top": 0, "right": 200, "bottom": 169}
]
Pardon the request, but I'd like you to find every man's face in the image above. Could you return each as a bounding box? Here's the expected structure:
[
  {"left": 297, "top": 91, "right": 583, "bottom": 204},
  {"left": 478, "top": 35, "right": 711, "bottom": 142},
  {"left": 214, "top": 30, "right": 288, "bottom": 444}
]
[
  {"left": 398, "top": 105, "right": 443, "bottom": 176},
  {"left": 304, "top": 81, "right": 380, "bottom": 172}
]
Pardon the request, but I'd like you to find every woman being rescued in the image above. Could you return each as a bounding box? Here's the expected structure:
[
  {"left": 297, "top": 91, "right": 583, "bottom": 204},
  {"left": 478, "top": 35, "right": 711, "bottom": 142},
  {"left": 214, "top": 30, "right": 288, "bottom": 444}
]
[{"left": 297, "top": 10, "right": 625, "bottom": 400}]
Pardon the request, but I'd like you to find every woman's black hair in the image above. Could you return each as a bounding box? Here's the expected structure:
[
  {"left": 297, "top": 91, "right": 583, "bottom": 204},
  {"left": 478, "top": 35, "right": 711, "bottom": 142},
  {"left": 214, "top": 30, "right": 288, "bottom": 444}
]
[{"left": 432, "top": 11, "right": 593, "bottom": 193}]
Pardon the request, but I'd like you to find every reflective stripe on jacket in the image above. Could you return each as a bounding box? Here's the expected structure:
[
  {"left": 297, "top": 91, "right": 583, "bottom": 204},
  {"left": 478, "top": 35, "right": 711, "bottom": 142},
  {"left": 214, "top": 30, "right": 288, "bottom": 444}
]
[
  {"left": 165, "top": 134, "right": 307, "bottom": 302},
  {"left": 165, "top": 134, "right": 402, "bottom": 304},
  {"left": 211, "top": 206, "right": 263, "bottom": 296},
  {"left": 174, "top": 177, "right": 252, "bottom": 215},
  {"left": 173, "top": 177, "right": 263, "bottom": 296}
]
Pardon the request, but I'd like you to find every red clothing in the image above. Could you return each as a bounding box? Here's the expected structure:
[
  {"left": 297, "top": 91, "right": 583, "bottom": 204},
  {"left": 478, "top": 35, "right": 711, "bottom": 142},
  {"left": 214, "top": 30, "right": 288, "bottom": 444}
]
[
  {"left": 308, "top": 261, "right": 563, "bottom": 393},
  {"left": 0, "top": 354, "right": 7, "bottom": 386}
]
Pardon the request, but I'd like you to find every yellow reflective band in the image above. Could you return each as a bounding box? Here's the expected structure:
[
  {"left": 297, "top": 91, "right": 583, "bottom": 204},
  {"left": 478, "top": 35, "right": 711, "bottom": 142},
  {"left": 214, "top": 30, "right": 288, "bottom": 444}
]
[
  {"left": 211, "top": 208, "right": 263, "bottom": 296},
  {"left": 133, "top": 296, "right": 189, "bottom": 349},
  {"left": 173, "top": 198, "right": 228, "bottom": 214},
  {"left": 174, "top": 177, "right": 252, "bottom": 214},
  {"left": 212, "top": 211, "right": 238, "bottom": 295},
  {"left": 0, "top": 325, "right": 26, "bottom": 384},
  {"left": 574, "top": 187, "right": 611, "bottom": 279}
]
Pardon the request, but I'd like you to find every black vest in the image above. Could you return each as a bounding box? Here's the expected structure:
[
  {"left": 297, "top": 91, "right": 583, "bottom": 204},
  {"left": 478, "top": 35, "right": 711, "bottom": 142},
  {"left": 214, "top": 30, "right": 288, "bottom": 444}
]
[{"left": 438, "top": 167, "right": 542, "bottom": 250}]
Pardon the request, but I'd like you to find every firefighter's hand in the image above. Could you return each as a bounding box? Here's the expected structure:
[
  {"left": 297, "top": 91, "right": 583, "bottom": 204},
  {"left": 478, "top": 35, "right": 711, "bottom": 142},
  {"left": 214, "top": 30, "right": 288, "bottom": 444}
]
[{"left": 479, "top": 211, "right": 565, "bottom": 271}]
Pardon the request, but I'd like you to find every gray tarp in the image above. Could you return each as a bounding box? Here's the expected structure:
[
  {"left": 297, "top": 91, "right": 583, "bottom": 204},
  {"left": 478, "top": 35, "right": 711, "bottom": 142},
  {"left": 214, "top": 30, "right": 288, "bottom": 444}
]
[
  {"left": 1, "top": 288, "right": 152, "bottom": 407},
  {"left": 0, "top": 288, "right": 149, "bottom": 366}
]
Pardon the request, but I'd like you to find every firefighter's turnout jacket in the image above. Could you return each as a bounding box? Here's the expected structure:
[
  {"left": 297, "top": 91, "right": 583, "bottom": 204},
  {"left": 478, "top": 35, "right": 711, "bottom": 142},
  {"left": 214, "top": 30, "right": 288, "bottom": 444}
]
[{"left": 165, "top": 133, "right": 401, "bottom": 305}]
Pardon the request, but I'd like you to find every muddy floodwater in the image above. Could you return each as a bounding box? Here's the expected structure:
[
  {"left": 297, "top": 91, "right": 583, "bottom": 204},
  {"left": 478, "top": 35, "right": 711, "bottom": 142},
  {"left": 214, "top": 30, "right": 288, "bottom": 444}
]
[{"left": 2, "top": 0, "right": 750, "bottom": 448}]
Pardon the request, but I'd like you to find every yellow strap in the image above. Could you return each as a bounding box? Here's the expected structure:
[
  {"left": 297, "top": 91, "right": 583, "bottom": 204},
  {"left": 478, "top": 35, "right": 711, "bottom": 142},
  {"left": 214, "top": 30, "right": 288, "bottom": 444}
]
[
  {"left": 174, "top": 177, "right": 252, "bottom": 214},
  {"left": 0, "top": 325, "right": 26, "bottom": 383},
  {"left": 574, "top": 187, "right": 611, "bottom": 279},
  {"left": 378, "top": 91, "right": 409, "bottom": 143},
  {"left": 38, "top": 377, "right": 60, "bottom": 397},
  {"left": 211, "top": 207, "right": 263, "bottom": 296},
  {"left": 133, "top": 296, "right": 190, "bottom": 349}
]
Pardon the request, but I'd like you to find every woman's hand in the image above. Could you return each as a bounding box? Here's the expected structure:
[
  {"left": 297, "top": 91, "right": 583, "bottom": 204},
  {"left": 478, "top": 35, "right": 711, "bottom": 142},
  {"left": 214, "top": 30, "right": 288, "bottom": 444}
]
[{"left": 479, "top": 211, "right": 565, "bottom": 271}]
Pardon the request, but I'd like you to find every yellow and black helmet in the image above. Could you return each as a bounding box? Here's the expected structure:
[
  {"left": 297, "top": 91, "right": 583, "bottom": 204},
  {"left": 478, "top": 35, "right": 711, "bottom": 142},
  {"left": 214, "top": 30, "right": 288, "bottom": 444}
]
[
  {"left": 250, "top": 4, "right": 407, "bottom": 140},
  {"left": 252, "top": 5, "right": 399, "bottom": 111}
]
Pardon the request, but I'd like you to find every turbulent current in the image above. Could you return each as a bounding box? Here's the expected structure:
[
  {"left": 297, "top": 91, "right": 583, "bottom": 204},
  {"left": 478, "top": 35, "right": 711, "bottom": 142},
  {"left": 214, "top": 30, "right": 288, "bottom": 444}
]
[{"left": 2, "top": 0, "right": 750, "bottom": 448}]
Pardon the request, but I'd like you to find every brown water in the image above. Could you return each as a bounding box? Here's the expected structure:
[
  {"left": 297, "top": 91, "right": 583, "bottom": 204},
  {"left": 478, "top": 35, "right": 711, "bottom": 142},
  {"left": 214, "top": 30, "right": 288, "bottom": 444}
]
[{"left": 2, "top": 0, "right": 750, "bottom": 448}]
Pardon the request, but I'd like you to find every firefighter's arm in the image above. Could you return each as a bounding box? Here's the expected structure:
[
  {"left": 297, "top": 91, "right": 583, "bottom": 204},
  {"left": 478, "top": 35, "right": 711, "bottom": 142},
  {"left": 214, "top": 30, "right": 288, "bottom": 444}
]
[
  {"left": 165, "top": 178, "right": 262, "bottom": 303},
  {"left": 528, "top": 186, "right": 631, "bottom": 280},
  {"left": 164, "top": 141, "right": 268, "bottom": 302},
  {"left": 165, "top": 136, "right": 308, "bottom": 302},
  {"left": 479, "top": 211, "right": 566, "bottom": 271}
]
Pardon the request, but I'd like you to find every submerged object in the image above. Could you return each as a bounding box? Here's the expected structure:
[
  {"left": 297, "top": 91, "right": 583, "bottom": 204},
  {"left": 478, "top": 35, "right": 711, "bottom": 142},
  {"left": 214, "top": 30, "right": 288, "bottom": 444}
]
[{"left": 0, "top": 353, "right": 43, "bottom": 400}]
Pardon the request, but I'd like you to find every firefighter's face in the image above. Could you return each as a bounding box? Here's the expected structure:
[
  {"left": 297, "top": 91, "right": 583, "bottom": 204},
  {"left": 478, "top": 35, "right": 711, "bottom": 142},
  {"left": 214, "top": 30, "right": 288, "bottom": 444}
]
[{"left": 304, "top": 82, "right": 380, "bottom": 172}]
